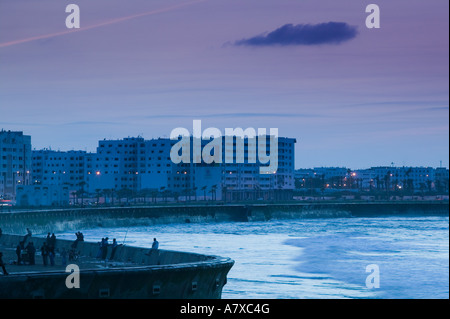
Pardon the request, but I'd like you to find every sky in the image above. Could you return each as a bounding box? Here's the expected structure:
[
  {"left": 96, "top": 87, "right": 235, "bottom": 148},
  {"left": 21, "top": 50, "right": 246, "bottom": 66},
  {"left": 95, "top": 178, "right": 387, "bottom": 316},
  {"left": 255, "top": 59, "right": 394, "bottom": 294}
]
[{"left": 0, "top": 0, "right": 448, "bottom": 169}]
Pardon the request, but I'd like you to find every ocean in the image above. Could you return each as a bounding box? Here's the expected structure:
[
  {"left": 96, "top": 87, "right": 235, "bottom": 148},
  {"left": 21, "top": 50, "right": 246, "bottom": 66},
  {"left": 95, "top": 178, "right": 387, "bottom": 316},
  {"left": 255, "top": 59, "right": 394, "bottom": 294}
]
[{"left": 55, "top": 216, "right": 449, "bottom": 299}]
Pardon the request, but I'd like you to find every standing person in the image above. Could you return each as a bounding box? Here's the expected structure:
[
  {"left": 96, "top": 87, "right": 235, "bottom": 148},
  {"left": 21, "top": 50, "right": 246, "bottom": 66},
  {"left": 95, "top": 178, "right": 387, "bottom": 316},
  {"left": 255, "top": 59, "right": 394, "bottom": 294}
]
[
  {"left": 41, "top": 242, "right": 49, "bottom": 266},
  {"left": 101, "top": 237, "right": 109, "bottom": 260},
  {"left": 109, "top": 238, "right": 122, "bottom": 260},
  {"left": 16, "top": 241, "right": 24, "bottom": 265},
  {"left": 26, "top": 242, "right": 36, "bottom": 265},
  {"left": 0, "top": 252, "right": 8, "bottom": 275},
  {"left": 146, "top": 238, "right": 159, "bottom": 257},
  {"left": 49, "top": 233, "right": 57, "bottom": 250},
  {"left": 23, "top": 228, "right": 32, "bottom": 243},
  {"left": 96, "top": 238, "right": 104, "bottom": 259},
  {"left": 152, "top": 238, "right": 159, "bottom": 250},
  {"left": 60, "top": 248, "right": 67, "bottom": 266},
  {"left": 48, "top": 245, "right": 55, "bottom": 266},
  {"left": 77, "top": 232, "right": 84, "bottom": 242},
  {"left": 72, "top": 232, "right": 81, "bottom": 249}
]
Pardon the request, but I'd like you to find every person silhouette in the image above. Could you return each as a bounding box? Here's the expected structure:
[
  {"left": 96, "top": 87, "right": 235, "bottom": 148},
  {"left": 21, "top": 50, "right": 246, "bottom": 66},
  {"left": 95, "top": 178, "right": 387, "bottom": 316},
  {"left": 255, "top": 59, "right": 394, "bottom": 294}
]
[{"left": 0, "top": 252, "right": 8, "bottom": 275}]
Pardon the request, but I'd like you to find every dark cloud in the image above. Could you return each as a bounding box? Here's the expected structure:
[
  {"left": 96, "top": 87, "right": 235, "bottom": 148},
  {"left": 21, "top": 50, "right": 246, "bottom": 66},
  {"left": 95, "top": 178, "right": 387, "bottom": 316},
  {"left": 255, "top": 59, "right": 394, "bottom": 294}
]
[{"left": 235, "top": 22, "right": 358, "bottom": 46}]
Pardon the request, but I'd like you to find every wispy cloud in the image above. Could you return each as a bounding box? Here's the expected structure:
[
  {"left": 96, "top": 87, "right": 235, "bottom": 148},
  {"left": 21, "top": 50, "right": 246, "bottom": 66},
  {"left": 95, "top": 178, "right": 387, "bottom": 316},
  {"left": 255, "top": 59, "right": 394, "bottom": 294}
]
[
  {"left": 234, "top": 22, "right": 358, "bottom": 47},
  {"left": 145, "top": 112, "right": 327, "bottom": 119},
  {"left": 0, "top": 0, "right": 206, "bottom": 48}
]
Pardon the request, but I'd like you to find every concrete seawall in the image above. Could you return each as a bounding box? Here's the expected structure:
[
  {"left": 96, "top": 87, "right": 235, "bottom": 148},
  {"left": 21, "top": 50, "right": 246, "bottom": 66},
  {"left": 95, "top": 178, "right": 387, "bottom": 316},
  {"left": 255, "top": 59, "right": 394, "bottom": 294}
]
[
  {"left": 0, "top": 234, "right": 234, "bottom": 299},
  {"left": 0, "top": 202, "right": 447, "bottom": 234},
  {"left": 245, "top": 202, "right": 449, "bottom": 220}
]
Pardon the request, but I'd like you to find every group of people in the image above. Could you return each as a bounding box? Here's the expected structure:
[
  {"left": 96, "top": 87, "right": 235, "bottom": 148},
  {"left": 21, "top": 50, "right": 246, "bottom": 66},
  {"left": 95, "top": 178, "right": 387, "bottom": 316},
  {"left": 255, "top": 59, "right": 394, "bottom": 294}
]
[
  {"left": 97, "top": 237, "right": 123, "bottom": 261},
  {"left": 40, "top": 233, "right": 58, "bottom": 266},
  {"left": 15, "top": 232, "right": 58, "bottom": 266},
  {"left": 0, "top": 229, "right": 162, "bottom": 276},
  {"left": 15, "top": 241, "right": 36, "bottom": 265}
]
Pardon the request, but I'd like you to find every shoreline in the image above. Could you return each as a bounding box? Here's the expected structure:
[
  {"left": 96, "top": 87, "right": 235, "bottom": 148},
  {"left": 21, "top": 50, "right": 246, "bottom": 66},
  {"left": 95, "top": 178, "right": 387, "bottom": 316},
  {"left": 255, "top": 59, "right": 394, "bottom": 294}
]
[{"left": 0, "top": 201, "right": 447, "bottom": 235}]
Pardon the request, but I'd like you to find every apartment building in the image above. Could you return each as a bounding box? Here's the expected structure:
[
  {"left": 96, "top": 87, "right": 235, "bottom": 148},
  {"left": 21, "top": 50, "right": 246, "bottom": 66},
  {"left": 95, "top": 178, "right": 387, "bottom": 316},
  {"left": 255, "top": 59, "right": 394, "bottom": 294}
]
[{"left": 0, "top": 130, "right": 32, "bottom": 199}]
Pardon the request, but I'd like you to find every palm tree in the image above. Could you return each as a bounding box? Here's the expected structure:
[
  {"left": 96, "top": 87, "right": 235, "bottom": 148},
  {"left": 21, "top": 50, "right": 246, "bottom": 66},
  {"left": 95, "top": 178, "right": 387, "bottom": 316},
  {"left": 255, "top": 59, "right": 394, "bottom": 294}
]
[
  {"left": 76, "top": 189, "right": 84, "bottom": 207},
  {"left": 192, "top": 186, "right": 198, "bottom": 201},
  {"left": 150, "top": 188, "right": 158, "bottom": 204},
  {"left": 110, "top": 188, "right": 116, "bottom": 206},
  {"left": 77, "top": 181, "right": 86, "bottom": 207},
  {"left": 139, "top": 188, "right": 151, "bottom": 204},
  {"left": 201, "top": 186, "right": 207, "bottom": 201},
  {"left": 347, "top": 169, "right": 352, "bottom": 189},
  {"left": 117, "top": 188, "right": 133, "bottom": 204},
  {"left": 102, "top": 188, "right": 112, "bottom": 206},
  {"left": 222, "top": 186, "right": 228, "bottom": 202},
  {"left": 71, "top": 191, "right": 77, "bottom": 205},
  {"left": 95, "top": 188, "right": 102, "bottom": 205},
  {"left": 163, "top": 189, "right": 171, "bottom": 203},
  {"left": 211, "top": 184, "right": 217, "bottom": 201},
  {"left": 159, "top": 186, "right": 166, "bottom": 203}
]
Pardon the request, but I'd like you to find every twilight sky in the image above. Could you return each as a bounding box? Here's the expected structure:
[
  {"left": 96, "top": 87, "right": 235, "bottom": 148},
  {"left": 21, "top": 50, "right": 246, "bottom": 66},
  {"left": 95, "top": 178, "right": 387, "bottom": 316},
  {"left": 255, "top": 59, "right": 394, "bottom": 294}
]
[{"left": 0, "top": 0, "right": 448, "bottom": 169}]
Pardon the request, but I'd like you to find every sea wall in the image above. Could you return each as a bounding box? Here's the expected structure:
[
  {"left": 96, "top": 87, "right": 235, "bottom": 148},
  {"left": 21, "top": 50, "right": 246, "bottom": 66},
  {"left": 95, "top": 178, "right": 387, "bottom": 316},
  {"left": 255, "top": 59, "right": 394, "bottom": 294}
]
[
  {"left": 0, "top": 234, "right": 234, "bottom": 299},
  {"left": 0, "top": 202, "right": 447, "bottom": 234},
  {"left": 0, "top": 205, "right": 247, "bottom": 234},
  {"left": 245, "top": 202, "right": 449, "bottom": 221}
]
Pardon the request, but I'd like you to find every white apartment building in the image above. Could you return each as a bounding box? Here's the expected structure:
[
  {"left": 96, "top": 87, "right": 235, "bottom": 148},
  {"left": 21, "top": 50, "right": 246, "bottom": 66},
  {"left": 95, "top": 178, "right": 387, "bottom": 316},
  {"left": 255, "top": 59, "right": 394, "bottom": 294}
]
[
  {"left": 149, "top": 135, "right": 296, "bottom": 201},
  {"left": 0, "top": 130, "right": 32, "bottom": 199},
  {"left": 85, "top": 137, "right": 142, "bottom": 193},
  {"left": 220, "top": 136, "right": 296, "bottom": 201},
  {"left": 363, "top": 166, "right": 435, "bottom": 190},
  {"left": 139, "top": 138, "right": 176, "bottom": 191},
  {"left": 85, "top": 137, "right": 178, "bottom": 194},
  {"left": 32, "top": 149, "right": 86, "bottom": 191},
  {"left": 16, "top": 184, "right": 69, "bottom": 207}
]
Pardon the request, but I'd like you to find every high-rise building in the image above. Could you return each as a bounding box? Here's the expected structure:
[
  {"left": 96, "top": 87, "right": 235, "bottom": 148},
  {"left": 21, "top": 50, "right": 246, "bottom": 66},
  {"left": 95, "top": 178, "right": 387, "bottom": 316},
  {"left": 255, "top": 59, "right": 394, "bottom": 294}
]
[
  {"left": 85, "top": 137, "right": 143, "bottom": 193},
  {"left": 31, "top": 149, "right": 86, "bottom": 191},
  {"left": 83, "top": 135, "right": 296, "bottom": 201},
  {"left": 0, "top": 130, "right": 32, "bottom": 199}
]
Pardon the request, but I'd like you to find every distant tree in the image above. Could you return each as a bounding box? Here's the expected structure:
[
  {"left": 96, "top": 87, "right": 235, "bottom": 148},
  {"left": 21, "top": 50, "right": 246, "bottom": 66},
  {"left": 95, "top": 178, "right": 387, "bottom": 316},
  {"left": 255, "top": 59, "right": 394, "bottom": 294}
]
[
  {"left": 140, "top": 188, "right": 153, "bottom": 204},
  {"left": 201, "top": 186, "right": 207, "bottom": 201},
  {"left": 419, "top": 183, "right": 427, "bottom": 196},
  {"left": 211, "top": 184, "right": 218, "bottom": 201},
  {"left": 110, "top": 188, "right": 116, "bottom": 206},
  {"left": 95, "top": 188, "right": 102, "bottom": 205},
  {"left": 427, "top": 180, "right": 433, "bottom": 193},
  {"left": 71, "top": 191, "right": 78, "bottom": 205},
  {"left": 117, "top": 188, "right": 133, "bottom": 204},
  {"left": 192, "top": 186, "right": 198, "bottom": 201},
  {"left": 150, "top": 189, "right": 158, "bottom": 204},
  {"left": 77, "top": 181, "right": 86, "bottom": 207},
  {"left": 159, "top": 186, "right": 166, "bottom": 203},
  {"left": 347, "top": 169, "right": 352, "bottom": 189}
]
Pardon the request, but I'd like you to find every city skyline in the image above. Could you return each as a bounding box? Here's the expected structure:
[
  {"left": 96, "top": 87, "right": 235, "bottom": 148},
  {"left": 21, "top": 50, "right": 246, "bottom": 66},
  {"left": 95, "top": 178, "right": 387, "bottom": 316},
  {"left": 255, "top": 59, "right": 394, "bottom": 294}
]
[
  {"left": 2, "top": 128, "right": 447, "bottom": 170},
  {"left": 2, "top": 129, "right": 446, "bottom": 206},
  {"left": 1, "top": 0, "right": 448, "bottom": 170}
]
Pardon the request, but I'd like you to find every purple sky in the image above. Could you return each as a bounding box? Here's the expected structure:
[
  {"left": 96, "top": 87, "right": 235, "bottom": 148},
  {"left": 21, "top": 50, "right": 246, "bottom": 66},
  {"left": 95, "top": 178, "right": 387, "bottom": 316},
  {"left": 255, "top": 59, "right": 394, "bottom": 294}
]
[{"left": 0, "top": 0, "right": 448, "bottom": 169}]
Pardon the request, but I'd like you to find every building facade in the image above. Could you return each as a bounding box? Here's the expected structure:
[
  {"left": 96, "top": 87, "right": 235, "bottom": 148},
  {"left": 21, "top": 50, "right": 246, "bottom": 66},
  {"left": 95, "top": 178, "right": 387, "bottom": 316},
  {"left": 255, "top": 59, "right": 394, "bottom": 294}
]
[
  {"left": 294, "top": 166, "right": 447, "bottom": 193},
  {"left": 0, "top": 130, "right": 32, "bottom": 200},
  {"left": 83, "top": 135, "right": 296, "bottom": 202},
  {"left": 16, "top": 184, "right": 69, "bottom": 207},
  {"left": 32, "top": 149, "right": 86, "bottom": 191}
]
